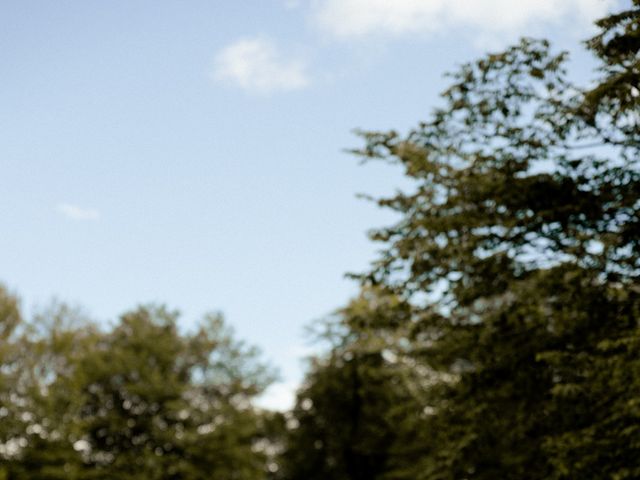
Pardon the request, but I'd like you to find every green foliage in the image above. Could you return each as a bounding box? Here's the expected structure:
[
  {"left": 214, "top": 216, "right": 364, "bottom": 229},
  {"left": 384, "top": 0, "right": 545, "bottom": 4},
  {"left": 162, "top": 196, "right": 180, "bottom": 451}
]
[
  {"left": 0, "top": 286, "right": 23, "bottom": 446},
  {"left": 281, "top": 288, "right": 423, "bottom": 480},
  {"left": 539, "top": 279, "right": 640, "bottom": 479},
  {"left": 2, "top": 3, "right": 639, "bottom": 479},
  {"left": 581, "top": 0, "right": 640, "bottom": 148},
  {"left": 0, "top": 298, "right": 276, "bottom": 480},
  {"left": 286, "top": 3, "right": 640, "bottom": 479}
]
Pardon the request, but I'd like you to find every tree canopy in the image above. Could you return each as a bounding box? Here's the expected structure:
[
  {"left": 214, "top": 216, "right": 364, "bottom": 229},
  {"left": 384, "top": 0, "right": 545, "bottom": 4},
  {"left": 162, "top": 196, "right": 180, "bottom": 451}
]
[
  {"left": 0, "top": 291, "right": 276, "bottom": 480},
  {"left": 2, "top": 2, "right": 639, "bottom": 479},
  {"left": 285, "top": 2, "right": 640, "bottom": 479}
]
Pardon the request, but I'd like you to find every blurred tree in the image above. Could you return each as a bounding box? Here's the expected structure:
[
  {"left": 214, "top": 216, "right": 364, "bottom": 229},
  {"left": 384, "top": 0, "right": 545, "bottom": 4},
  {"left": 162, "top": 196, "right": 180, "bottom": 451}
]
[
  {"left": 1, "top": 298, "right": 276, "bottom": 480},
  {"left": 0, "top": 285, "right": 24, "bottom": 480},
  {"left": 2, "top": 3, "right": 639, "bottom": 479},
  {"left": 71, "top": 307, "right": 275, "bottom": 480},
  {"left": 581, "top": 0, "right": 639, "bottom": 146},
  {"left": 345, "top": 2, "right": 640, "bottom": 478},
  {"left": 281, "top": 287, "right": 425, "bottom": 480},
  {"left": 2, "top": 301, "right": 95, "bottom": 479}
]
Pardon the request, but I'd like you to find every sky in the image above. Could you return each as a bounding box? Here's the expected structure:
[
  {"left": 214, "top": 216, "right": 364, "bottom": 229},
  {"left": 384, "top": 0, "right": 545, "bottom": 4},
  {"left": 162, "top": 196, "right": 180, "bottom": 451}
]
[{"left": 0, "top": 0, "right": 622, "bottom": 410}]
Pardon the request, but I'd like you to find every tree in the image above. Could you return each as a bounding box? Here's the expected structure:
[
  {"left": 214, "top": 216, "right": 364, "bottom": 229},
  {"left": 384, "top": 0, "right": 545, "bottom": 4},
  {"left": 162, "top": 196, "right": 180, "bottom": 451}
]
[
  {"left": 0, "top": 285, "right": 25, "bottom": 480},
  {"left": 537, "top": 7, "right": 640, "bottom": 477},
  {"left": 347, "top": 2, "right": 640, "bottom": 477},
  {"left": 1, "top": 300, "right": 96, "bottom": 480},
  {"left": 581, "top": 0, "right": 639, "bottom": 149},
  {"left": 281, "top": 287, "right": 425, "bottom": 480},
  {"left": 70, "top": 306, "right": 275, "bottom": 480},
  {"left": 1, "top": 297, "right": 277, "bottom": 480}
]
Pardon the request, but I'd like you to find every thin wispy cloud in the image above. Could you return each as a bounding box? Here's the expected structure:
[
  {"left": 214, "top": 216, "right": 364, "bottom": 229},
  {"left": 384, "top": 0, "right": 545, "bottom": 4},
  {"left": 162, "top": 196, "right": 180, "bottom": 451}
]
[
  {"left": 56, "top": 203, "right": 100, "bottom": 221},
  {"left": 213, "top": 37, "right": 310, "bottom": 93},
  {"left": 313, "top": 0, "right": 615, "bottom": 41}
]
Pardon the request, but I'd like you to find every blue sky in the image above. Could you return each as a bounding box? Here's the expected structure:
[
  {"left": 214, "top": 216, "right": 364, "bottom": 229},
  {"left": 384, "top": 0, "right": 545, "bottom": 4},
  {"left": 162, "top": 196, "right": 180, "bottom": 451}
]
[{"left": 0, "top": 0, "right": 621, "bottom": 409}]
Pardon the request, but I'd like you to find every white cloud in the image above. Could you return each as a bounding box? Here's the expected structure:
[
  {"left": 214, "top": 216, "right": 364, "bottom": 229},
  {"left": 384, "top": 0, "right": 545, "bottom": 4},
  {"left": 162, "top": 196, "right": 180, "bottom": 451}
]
[
  {"left": 56, "top": 203, "right": 100, "bottom": 221},
  {"left": 314, "top": 0, "right": 615, "bottom": 40},
  {"left": 213, "top": 37, "right": 310, "bottom": 93}
]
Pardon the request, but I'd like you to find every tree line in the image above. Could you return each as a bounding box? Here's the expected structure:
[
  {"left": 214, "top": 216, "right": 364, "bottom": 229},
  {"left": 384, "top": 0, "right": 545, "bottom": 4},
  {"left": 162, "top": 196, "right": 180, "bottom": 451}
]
[{"left": 2, "top": 2, "right": 639, "bottom": 478}]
